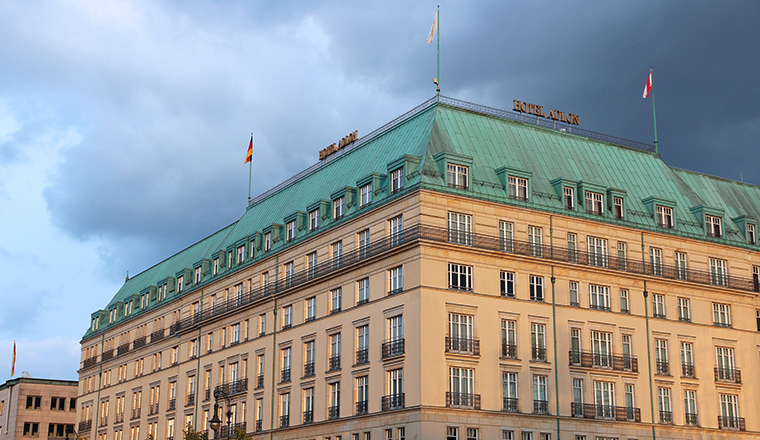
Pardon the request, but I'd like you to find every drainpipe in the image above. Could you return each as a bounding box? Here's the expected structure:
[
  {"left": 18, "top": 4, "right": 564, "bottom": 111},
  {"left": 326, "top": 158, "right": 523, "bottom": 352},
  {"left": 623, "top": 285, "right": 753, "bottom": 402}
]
[
  {"left": 93, "top": 333, "right": 105, "bottom": 440},
  {"left": 194, "top": 290, "right": 203, "bottom": 424},
  {"left": 269, "top": 255, "right": 279, "bottom": 440},
  {"left": 641, "top": 233, "right": 656, "bottom": 440},
  {"left": 550, "top": 216, "right": 561, "bottom": 439}
]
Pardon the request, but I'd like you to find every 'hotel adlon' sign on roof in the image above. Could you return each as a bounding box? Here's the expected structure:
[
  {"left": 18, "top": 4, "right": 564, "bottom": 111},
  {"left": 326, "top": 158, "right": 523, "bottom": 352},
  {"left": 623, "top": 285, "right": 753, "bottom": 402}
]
[{"left": 513, "top": 100, "right": 580, "bottom": 125}]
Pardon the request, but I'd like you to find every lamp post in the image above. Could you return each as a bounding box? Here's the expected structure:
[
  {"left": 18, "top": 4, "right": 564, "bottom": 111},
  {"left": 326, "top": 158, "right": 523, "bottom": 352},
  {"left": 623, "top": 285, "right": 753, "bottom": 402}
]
[
  {"left": 209, "top": 388, "right": 233, "bottom": 440},
  {"left": 65, "top": 426, "right": 77, "bottom": 440}
]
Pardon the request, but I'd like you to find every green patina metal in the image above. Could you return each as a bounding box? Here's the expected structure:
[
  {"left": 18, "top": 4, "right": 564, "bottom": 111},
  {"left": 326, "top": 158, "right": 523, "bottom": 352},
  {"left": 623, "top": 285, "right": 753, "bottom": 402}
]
[{"left": 82, "top": 99, "right": 760, "bottom": 340}]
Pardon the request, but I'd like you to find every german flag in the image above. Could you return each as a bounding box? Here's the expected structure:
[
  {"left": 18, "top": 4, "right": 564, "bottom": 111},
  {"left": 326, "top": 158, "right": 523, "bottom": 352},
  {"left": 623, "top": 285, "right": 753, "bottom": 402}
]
[{"left": 244, "top": 135, "right": 253, "bottom": 164}]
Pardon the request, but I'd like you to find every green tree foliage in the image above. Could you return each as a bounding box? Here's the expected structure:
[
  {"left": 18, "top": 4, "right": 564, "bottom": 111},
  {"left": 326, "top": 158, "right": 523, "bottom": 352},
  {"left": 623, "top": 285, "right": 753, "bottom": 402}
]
[{"left": 183, "top": 424, "right": 208, "bottom": 440}]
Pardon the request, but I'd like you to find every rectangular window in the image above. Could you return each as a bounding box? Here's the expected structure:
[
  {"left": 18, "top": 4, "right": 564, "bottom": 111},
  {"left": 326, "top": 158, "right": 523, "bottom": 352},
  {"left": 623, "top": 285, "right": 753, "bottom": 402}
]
[
  {"left": 658, "top": 388, "right": 672, "bottom": 424},
  {"left": 564, "top": 187, "right": 574, "bottom": 210},
  {"left": 388, "top": 266, "right": 403, "bottom": 295},
  {"left": 389, "top": 215, "right": 403, "bottom": 246},
  {"left": 652, "top": 293, "right": 665, "bottom": 318},
  {"left": 360, "top": 183, "right": 372, "bottom": 207},
  {"left": 614, "top": 196, "right": 624, "bottom": 219},
  {"left": 286, "top": 220, "right": 296, "bottom": 242},
  {"left": 356, "top": 376, "right": 368, "bottom": 414},
  {"left": 447, "top": 164, "right": 469, "bottom": 189},
  {"left": 528, "top": 226, "right": 542, "bottom": 257},
  {"left": 356, "top": 325, "right": 369, "bottom": 365},
  {"left": 593, "top": 381, "right": 615, "bottom": 418},
  {"left": 499, "top": 220, "right": 513, "bottom": 252},
  {"left": 332, "top": 240, "right": 342, "bottom": 268},
  {"left": 283, "top": 261, "right": 294, "bottom": 288},
  {"left": 309, "top": 209, "right": 320, "bottom": 231},
  {"left": 448, "top": 313, "right": 475, "bottom": 354},
  {"left": 591, "top": 331, "right": 612, "bottom": 367},
  {"left": 329, "top": 333, "right": 342, "bottom": 369},
  {"left": 656, "top": 205, "right": 673, "bottom": 228},
  {"left": 334, "top": 196, "right": 345, "bottom": 220},
  {"left": 713, "top": 303, "right": 732, "bottom": 327},
  {"left": 677, "top": 297, "right": 691, "bottom": 322},
  {"left": 387, "top": 368, "right": 403, "bottom": 405},
  {"left": 448, "top": 212, "right": 472, "bottom": 245},
  {"left": 680, "top": 342, "right": 694, "bottom": 377},
  {"left": 264, "top": 232, "right": 271, "bottom": 252},
  {"left": 619, "top": 289, "right": 629, "bottom": 313},
  {"left": 567, "top": 233, "right": 578, "bottom": 263},
  {"left": 303, "top": 340, "right": 315, "bottom": 376},
  {"left": 684, "top": 390, "right": 698, "bottom": 425},
  {"left": 280, "top": 393, "right": 290, "bottom": 427},
  {"left": 503, "top": 372, "right": 518, "bottom": 410},
  {"left": 585, "top": 191, "right": 603, "bottom": 215},
  {"left": 508, "top": 176, "right": 528, "bottom": 200},
  {"left": 675, "top": 252, "right": 688, "bottom": 280},
  {"left": 448, "top": 367, "right": 475, "bottom": 407},
  {"left": 719, "top": 393, "right": 740, "bottom": 429},
  {"left": 447, "top": 427, "right": 459, "bottom": 440},
  {"left": 617, "top": 242, "right": 627, "bottom": 270},
  {"left": 531, "top": 323, "right": 546, "bottom": 361},
  {"left": 448, "top": 263, "right": 473, "bottom": 291},
  {"left": 655, "top": 339, "right": 669, "bottom": 375},
  {"left": 501, "top": 320, "right": 517, "bottom": 359},
  {"left": 569, "top": 281, "right": 579, "bottom": 307},
  {"left": 529, "top": 275, "right": 544, "bottom": 302},
  {"left": 282, "top": 305, "right": 293, "bottom": 329},
  {"left": 305, "top": 297, "right": 316, "bottom": 321},
  {"left": 306, "top": 251, "right": 317, "bottom": 279},
  {"left": 706, "top": 215, "right": 722, "bottom": 237},
  {"left": 587, "top": 237, "right": 608, "bottom": 267},
  {"left": 280, "top": 347, "right": 291, "bottom": 382},
  {"left": 532, "top": 375, "right": 548, "bottom": 414},
  {"left": 747, "top": 223, "right": 756, "bottom": 245},
  {"left": 500, "top": 271, "right": 515, "bottom": 297},
  {"left": 390, "top": 167, "right": 404, "bottom": 193},
  {"left": 570, "top": 328, "right": 581, "bottom": 365},
  {"left": 466, "top": 428, "right": 479, "bottom": 440},
  {"left": 589, "top": 284, "right": 610, "bottom": 311},
  {"left": 357, "top": 229, "right": 370, "bottom": 258},
  {"left": 357, "top": 278, "right": 369, "bottom": 305},
  {"left": 330, "top": 288, "right": 342, "bottom": 314},
  {"left": 710, "top": 258, "right": 728, "bottom": 286},
  {"left": 303, "top": 387, "right": 314, "bottom": 423}
]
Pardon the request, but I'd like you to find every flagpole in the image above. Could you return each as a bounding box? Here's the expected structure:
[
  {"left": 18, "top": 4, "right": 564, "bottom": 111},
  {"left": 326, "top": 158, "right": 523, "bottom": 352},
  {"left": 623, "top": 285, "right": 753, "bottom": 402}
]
[
  {"left": 652, "top": 92, "right": 659, "bottom": 155},
  {"left": 437, "top": 4, "right": 440, "bottom": 99},
  {"left": 248, "top": 133, "right": 253, "bottom": 203}
]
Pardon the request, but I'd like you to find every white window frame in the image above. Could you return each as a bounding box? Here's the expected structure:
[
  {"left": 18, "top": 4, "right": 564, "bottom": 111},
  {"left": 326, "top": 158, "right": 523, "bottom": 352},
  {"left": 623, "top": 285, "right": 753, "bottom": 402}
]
[
  {"left": 656, "top": 205, "right": 673, "bottom": 228},
  {"left": 390, "top": 167, "right": 404, "bottom": 193},
  {"left": 706, "top": 215, "right": 722, "bottom": 237},
  {"left": 500, "top": 271, "right": 515, "bottom": 297},
  {"left": 448, "top": 263, "right": 473, "bottom": 291},
  {"left": 447, "top": 163, "right": 469, "bottom": 189},
  {"left": 585, "top": 191, "right": 603, "bottom": 215},
  {"left": 360, "top": 183, "right": 372, "bottom": 207},
  {"left": 508, "top": 176, "right": 528, "bottom": 200}
]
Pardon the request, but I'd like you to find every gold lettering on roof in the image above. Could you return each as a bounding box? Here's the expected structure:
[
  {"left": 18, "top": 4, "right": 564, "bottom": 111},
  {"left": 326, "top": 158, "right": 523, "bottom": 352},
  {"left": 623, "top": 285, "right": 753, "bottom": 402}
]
[
  {"left": 319, "top": 130, "right": 359, "bottom": 160},
  {"left": 513, "top": 100, "right": 580, "bottom": 126}
]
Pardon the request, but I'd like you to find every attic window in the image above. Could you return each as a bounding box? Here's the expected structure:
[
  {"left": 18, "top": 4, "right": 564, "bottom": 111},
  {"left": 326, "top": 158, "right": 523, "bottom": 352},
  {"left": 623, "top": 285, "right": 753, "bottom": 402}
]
[
  {"left": 656, "top": 206, "right": 673, "bottom": 228},
  {"left": 333, "top": 196, "right": 345, "bottom": 220},
  {"left": 194, "top": 267, "right": 202, "bottom": 284},
  {"left": 213, "top": 258, "right": 219, "bottom": 275},
  {"left": 237, "top": 245, "right": 245, "bottom": 264},
  {"left": 748, "top": 224, "right": 756, "bottom": 245},
  {"left": 706, "top": 215, "right": 722, "bottom": 238},
  {"left": 564, "top": 187, "right": 574, "bottom": 210},
  {"left": 390, "top": 167, "right": 404, "bottom": 194},
  {"left": 309, "top": 209, "right": 320, "bottom": 231},
  {"left": 508, "top": 176, "right": 528, "bottom": 201},
  {"left": 360, "top": 183, "right": 372, "bottom": 207},
  {"left": 264, "top": 232, "right": 272, "bottom": 252},
  {"left": 286, "top": 221, "right": 296, "bottom": 242},
  {"left": 177, "top": 275, "right": 184, "bottom": 293},
  {"left": 447, "top": 164, "right": 468, "bottom": 190},
  {"left": 585, "top": 191, "right": 603, "bottom": 215},
  {"left": 614, "top": 197, "right": 624, "bottom": 219}
]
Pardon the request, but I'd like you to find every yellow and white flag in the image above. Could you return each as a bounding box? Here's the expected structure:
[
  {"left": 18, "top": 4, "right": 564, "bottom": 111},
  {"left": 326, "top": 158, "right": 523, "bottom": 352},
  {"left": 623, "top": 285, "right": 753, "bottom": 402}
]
[{"left": 425, "top": 11, "right": 438, "bottom": 44}]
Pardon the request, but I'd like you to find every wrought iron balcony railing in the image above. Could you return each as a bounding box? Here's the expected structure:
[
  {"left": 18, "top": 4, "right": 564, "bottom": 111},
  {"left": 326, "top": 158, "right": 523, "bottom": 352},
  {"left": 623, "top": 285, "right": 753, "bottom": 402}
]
[
  {"left": 280, "top": 368, "right": 291, "bottom": 383},
  {"left": 714, "top": 367, "right": 741, "bottom": 384},
  {"left": 328, "top": 405, "right": 340, "bottom": 420},
  {"left": 303, "top": 410, "right": 313, "bottom": 424},
  {"left": 78, "top": 420, "right": 92, "bottom": 432},
  {"left": 681, "top": 363, "right": 695, "bottom": 378},
  {"left": 256, "top": 374, "right": 264, "bottom": 389},
  {"left": 131, "top": 408, "right": 140, "bottom": 419},
  {"left": 355, "top": 348, "right": 369, "bottom": 365},
  {"left": 328, "top": 356, "right": 341, "bottom": 371},
  {"left": 216, "top": 422, "right": 246, "bottom": 439},
  {"left": 656, "top": 361, "right": 670, "bottom": 375},
  {"left": 570, "top": 403, "right": 641, "bottom": 422},
  {"left": 303, "top": 362, "right": 315, "bottom": 377},
  {"left": 101, "top": 350, "right": 114, "bottom": 361},
  {"left": 356, "top": 400, "right": 368, "bottom": 415},
  {"left": 133, "top": 336, "right": 147, "bottom": 349},
  {"left": 445, "top": 337, "right": 480, "bottom": 356},
  {"left": 718, "top": 416, "right": 745, "bottom": 431},
  {"left": 255, "top": 420, "right": 262, "bottom": 432},
  {"left": 186, "top": 393, "right": 194, "bottom": 406},
  {"left": 568, "top": 350, "right": 638, "bottom": 372},
  {"left": 117, "top": 343, "right": 130, "bottom": 356},
  {"left": 215, "top": 378, "right": 248, "bottom": 395},
  {"left": 150, "top": 329, "right": 165, "bottom": 342},
  {"left": 531, "top": 347, "right": 547, "bottom": 362},
  {"left": 446, "top": 392, "right": 480, "bottom": 409},
  {"left": 279, "top": 415, "right": 289, "bottom": 428},
  {"left": 502, "top": 397, "right": 518, "bottom": 412},
  {"left": 381, "top": 339, "right": 405, "bottom": 359},
  {"left": 502, "top": 343, "right": 517, "bottom": 359},
  {"left": 168, "top": 398, "right": 176, "bottom": 410},
  {"left": 533, "top": 400, "right": 549, "bottom": 414},
  {"left": 381, "top": 394, "right": 405, "bottom": 411},
  {"left": 659, "top": 410, "right": 673, "bottom": 424},
  {"left": 83, "top": 356, "right": 98, "bottom": 368},
  {"left": 685, "top": 412, "right": 698, "bottom": 426}
]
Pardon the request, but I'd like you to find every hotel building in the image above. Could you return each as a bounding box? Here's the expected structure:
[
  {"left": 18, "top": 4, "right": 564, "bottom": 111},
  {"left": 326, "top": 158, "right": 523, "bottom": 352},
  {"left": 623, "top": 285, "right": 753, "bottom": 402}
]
[
  {"left": 0, "top": 377, "right": 78, "bottom": 440},
  {"left": 78, "top": 97, "right": 760, "bottom": 440}
]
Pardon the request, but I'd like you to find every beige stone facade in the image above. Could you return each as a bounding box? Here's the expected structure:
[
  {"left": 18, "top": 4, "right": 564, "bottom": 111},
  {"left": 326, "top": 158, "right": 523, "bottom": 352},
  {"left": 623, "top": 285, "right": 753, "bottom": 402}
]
[
  {"left": 0, "top": 377, "right": 78, "bottom": 440},
  {"left": 78, "top": 188, "right": 760, "bottom": 440}
]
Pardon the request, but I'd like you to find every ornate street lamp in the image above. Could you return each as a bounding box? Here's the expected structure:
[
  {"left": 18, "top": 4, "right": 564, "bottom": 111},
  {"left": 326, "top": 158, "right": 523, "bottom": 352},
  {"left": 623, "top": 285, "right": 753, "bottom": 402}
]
[{"left": 209, "top": 388, "right": 233, "bottom": 440}]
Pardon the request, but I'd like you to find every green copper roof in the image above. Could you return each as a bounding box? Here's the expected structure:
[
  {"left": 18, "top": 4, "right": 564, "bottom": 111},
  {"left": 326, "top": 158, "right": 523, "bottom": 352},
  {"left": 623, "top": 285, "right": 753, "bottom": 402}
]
[{"left": 83, "top": 97, "right": 760, "bottom": 340}]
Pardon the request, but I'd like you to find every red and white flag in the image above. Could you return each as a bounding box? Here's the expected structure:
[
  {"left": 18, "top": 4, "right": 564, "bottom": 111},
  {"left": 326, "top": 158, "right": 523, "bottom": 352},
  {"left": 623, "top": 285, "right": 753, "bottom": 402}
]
[{"left": 642, "top": 69, "right": 653, "bottom": 98}]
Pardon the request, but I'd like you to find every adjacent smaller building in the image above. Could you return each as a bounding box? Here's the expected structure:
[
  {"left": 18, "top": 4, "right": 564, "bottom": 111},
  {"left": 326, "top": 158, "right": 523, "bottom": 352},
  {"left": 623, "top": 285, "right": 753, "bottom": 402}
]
[{"left": 0, "top": 377, "right": 78, "bottom": 440}]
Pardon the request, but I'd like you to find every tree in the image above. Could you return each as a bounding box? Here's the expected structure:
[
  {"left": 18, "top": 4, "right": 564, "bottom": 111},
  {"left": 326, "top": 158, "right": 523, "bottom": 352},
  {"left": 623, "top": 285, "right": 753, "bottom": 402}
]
[{"left": 183, "top": 424, "right": 208, "bottom": 440}]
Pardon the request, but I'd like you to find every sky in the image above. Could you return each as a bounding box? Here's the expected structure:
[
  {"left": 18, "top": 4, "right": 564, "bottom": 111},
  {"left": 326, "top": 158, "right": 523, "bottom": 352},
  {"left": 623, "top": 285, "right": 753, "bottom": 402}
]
[{"left": 1, "top": 1, "right": 759, "bottom": 381}]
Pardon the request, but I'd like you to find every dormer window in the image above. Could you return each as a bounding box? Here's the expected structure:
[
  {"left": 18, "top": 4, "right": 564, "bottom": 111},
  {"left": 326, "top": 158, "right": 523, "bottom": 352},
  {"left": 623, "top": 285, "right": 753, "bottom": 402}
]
[
  {"left": 656, "top": 206, "right": 673, "bottom": 228},
  {"left": 333, "top": 196, "right": 345, "bottom": 220},
  {"left": 585, "top": 191, "right": 603, "bottom": 215},
  {"left": 706, "top": 215, "right": 722, "bottom": 237},
  {"left": 212, "top": 258, "right": 219, "bottom": 276},
  {"left": 563, "top": 187, "right": 574, "bottom": 209},
  {"left": 177, "top": 275, "right": 184, "bottom": 293},
  {"left": 748, "top": 224, "right": 756, "bottom": 245},
  {"left": 309, "top": 209, "right": 319, "bottom": 231},
  {"left": 237, "top": 245, "right": 245, "bottom": 264},
  {"left": 194, "top": 267, "right": 202, "bottom": 284},
  {"left": 447, "top": 164, "right": 468, "bottom": 190},
  {"left": 264, "top": 232, "right": 272, "bottom": 252},
  {"left": 390, "top": 167, "right": 404, "bottom": 193},
  {"left": 614, "top": 197, "right": 624, "bottom": 219},
  {"left": 508, "top": 176, "right": 528, "bottom": 201},
  {"left": 286, "top": 221, "right": 296, "bottom": 242},
  {"left": 360, "top": 183, "right": 372, "bottom": 207}
]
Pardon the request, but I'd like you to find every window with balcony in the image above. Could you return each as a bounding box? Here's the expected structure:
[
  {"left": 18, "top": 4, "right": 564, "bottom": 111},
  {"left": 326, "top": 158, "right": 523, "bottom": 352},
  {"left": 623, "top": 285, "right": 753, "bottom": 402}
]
[
  {"left": 448, "top": 263, "right": 473, "bottom": 291},
  {"left": 587, "top": 237, "right": 608, "bottom": 267},
  {"left": 528, "top": 226, "right": 542, "bottom": 257},
  {"left": 674, "top": 251, "right": 688, "bottom": 280},
  {"left": 593, "top": 381, "right": 615, "bottom": 419},
  {"left": 680, "top": 342, "right": 695, "bottom": 377},
  {"left": 715, "top": 347, "right": 739, "bottom": 383},
  {"left": 447, "top": 164, "right": 468, "bottom": 189},
  {"left": 684, "top": 390, "right": 698, "bottom": 426},
  {"left": 305, "top": 297, "right": 316, "bottom": 322},
  {"left": 281, "top": 306, "right": 292, "bottom": 329},
  {"left": 719, "top": 394, "right": 743, "bottom": 430},
  {"left": 356, "top": 376, "right": 369, "bottom": 415},
  {"left": 531, "top": 323, "right": 547, "bottom": 362},
  {"left": 329, "top": 333, "right": 341, "bottom": 371},
  {"left": 357, "top": 229, "right": 370, "bottom": 259},
  {"left": 303, "top": 340, "right": 315, "bottom": 378},
  {"left": 356, "top": 325, "right": 369, "bottom": 365},
  {"left": 384, "top": 368, "right": 404, "bottom": 411},
  {"left": 328, "top": 382, "right": 340, "bottom": 419},
  {"left": 658, "top": 388, "right": 672, "bottom": 424},
  {"left": 279, "top": 393, "right": 290, "bottom": 428},
  {"left": 710, "top": 258, "right": 728, "bottom": 286},
  {"left": 448, "top": 367, "right": 478, "bottom": 409},
  {"left": 389, "top": 215, "right": 403, "bottom": 247},
  {"left": 303, "top": 387, "right": 314, "bottom": 424},
  {"left": 448, "top": 212, "right": 472, "bottom": 245},
  {"left": 499, "top": 220, "right": 514, "bottom": 252},
  {"left": 532, "top": 375, "right": 548, "bottom": 414},
  {"left": 567, "top": 232, "right": 578, "bottom": 263},
  {"left": 655, "top": 339, "right": 669, "bottom": 375},
  {"left": 447, "top": 313, "right": 477, "bottom": 355},
  {"left": 501, "top": 320, "right": 517, "bottom": 359},
  {"left": 383, "top": 315, "right": 404, "bottom": 359},
  {"left": 591, "top": 331, "right": 612, "bottom": 368},
  {"left": 502, "top": 372, "right": 518, "bottom": 412}
]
